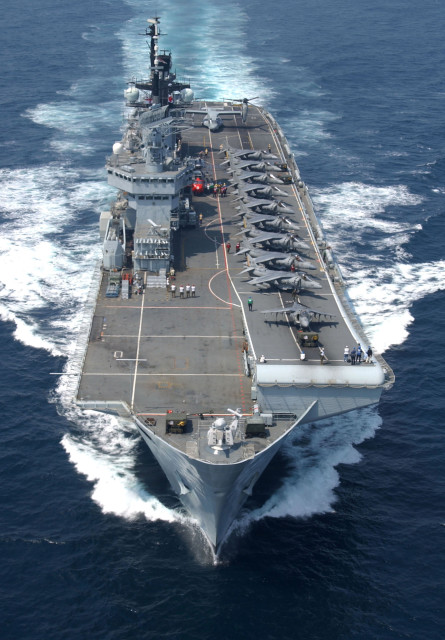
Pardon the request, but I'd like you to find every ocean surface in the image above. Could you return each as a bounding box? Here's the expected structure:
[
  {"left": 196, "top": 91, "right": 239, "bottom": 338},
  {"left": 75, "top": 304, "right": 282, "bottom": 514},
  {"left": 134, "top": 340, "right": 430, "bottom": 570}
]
[{"left": 1, "top": 0, "right": 444, "bottom": 638}]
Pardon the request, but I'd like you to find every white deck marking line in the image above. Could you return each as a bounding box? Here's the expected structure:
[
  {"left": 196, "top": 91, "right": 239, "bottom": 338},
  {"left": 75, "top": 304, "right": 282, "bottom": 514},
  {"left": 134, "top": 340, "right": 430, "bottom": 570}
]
[
  {"left": 277, "top": 291, "right": 302, "bottom": 354},
  {"left": 237, "top": 291, "right": 276, "bottom": 295},
  {"left": 205, "top": 140, "right": 242, "bottom": 310},
  {"left": 102, "top": 305, "right": 232, "bottom": 309},
  {"left": 83, "top": 373, "right": 242, "bottom": 377},
  {"left": 208, "top": 270, "right": 242, "bottom": 307},
  {"left": 209, "top": 127, "right": 251, "bottom": 409},
  {"left": 267, "top": 358, "right": 347, "bottom": 363},
  {"left": 104, "top": 334, "right": 246, "bottom": 339},
  {"left": 241, "top": 124, "right": 249, "bottom": 149},
  {"left": 130, "top": 277, "right": 146, "bottom": 410},
  {"left": 216, "top": 126, "right": 257, "bottom": 360},
  {"left": 202, "top": 215, "right": 221, "bottom": 267}
]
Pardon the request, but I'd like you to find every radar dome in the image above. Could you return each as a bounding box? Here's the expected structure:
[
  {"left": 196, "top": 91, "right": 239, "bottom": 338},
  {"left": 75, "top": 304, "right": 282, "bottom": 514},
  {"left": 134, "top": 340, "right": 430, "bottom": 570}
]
[
  {"left": 181, "top": 88, "right": 194, "bottom": 103},
  {"left": 124, "top": 87, "right": 140, "bottom": 103},
  {"left": 213, "top": 418, "right": 227, "bottom": 430},
  {"left": 113, "top": 142, "right": 124, "bottom": 155}
]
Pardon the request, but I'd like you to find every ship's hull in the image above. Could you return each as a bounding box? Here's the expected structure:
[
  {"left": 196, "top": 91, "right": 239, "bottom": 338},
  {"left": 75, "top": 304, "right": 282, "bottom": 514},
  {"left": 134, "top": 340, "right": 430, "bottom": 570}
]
[
  {"left": 75, "top": 17, "right": 395, "bottom": 554},
  {"left": 135, "top": 417, "right": 295, "bottom": 551}
]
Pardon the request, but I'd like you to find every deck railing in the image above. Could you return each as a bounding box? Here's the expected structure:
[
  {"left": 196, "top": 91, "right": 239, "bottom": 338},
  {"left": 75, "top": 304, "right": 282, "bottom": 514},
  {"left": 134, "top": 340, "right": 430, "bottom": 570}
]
[{"left": 72, "top": 260, "right": 104, "bottom": 399}]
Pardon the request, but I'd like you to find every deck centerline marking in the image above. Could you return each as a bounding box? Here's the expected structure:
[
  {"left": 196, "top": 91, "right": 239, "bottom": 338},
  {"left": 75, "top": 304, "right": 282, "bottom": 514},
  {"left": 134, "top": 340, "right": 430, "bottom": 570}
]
[
  {"left": 130, "top": 278, "right": 146, "bottom": 410},
  {"left": 103, "top": 334, "right": 246, "bottom": 339},
  {"left": 83, "top": 373, "right": 243, "bottom": 377}
]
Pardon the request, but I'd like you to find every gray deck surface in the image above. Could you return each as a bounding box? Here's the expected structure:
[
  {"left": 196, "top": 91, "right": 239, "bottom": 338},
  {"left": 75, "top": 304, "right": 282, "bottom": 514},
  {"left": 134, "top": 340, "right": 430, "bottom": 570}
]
[{"left": 77, "top": 103, "right": 364, "bottom": 421}]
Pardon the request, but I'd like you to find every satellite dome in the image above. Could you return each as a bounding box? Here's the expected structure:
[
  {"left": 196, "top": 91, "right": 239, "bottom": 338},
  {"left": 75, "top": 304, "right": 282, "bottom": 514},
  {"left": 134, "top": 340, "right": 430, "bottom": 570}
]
[
  {"left": 181, "top": 88, "right": 194, "bottom": 103},
  {"left": 124, "top": 87, "right": 140, "bottom": 103},
  {"left": 112, "top": 142, "right": 124, "bottom": 155},
  {"left": 213, "top": 417, "right": 227, "bottom": 430}
]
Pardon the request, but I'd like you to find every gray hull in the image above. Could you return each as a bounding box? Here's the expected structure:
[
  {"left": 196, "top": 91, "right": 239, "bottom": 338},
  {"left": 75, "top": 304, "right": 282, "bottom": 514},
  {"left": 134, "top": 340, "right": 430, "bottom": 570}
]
[
  {"left": 134, "top": 383, "right": 383, "bottom": 550},
  {"left": 75, "top": 17, "right": 395, "bottom": 554},
  {"left": 136, "top": 417, "right": 297, "bottom": 550}
]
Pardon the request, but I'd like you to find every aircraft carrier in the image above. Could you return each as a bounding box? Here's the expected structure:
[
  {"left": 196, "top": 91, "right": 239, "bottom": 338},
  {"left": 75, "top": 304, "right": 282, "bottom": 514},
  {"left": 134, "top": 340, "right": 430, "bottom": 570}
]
[{"left": 75, "top": 18, "right": 395, "bottom": 553}]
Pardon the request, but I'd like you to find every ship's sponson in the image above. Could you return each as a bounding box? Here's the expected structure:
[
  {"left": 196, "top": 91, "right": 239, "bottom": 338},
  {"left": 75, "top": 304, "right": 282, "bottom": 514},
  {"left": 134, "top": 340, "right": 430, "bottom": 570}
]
[{"left": 256, "top": 363, "right": 385, "bottom": 387}]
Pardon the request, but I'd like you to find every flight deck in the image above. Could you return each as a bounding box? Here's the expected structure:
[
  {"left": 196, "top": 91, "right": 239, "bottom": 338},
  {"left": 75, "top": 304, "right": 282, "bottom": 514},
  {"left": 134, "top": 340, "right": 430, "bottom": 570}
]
[{"left": 77, "top": 103, "right": 392, "bottom": 448}]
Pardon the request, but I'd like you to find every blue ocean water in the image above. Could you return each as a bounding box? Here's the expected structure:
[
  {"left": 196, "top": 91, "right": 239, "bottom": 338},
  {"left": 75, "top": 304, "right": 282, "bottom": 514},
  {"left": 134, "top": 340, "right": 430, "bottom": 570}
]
[{"left": 1, "top": 0, "right": 445, "bottom": 638}]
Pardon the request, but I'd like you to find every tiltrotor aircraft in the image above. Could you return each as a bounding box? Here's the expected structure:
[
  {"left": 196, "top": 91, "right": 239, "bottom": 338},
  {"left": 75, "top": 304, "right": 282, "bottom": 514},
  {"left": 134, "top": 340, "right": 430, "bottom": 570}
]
[
  {"left": 261, "top": 302, "right": 336, "bottom": 329},
  {"left": 223, "top": 96, "right": 258, "bottom": 124},
  {"left": 186, "top": 105, "right": 243, "bottom": 131}
]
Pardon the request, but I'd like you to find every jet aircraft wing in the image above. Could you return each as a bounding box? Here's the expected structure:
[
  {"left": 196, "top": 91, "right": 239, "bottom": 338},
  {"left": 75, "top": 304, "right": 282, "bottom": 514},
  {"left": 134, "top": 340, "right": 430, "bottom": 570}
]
[
  {"left": 261, "top": 302, "right": 336, "bottom": 318},
  {"left": 241, "top": 214, "right": 276, "bottom": 224},
  {"left": 241, "top": 231, "right": 285, "bottom": 243},
  {"left": 250, "top": 272, "right": 295, "bottom": 285},
  {"left": 241, "top": 198, "right": 278, "bottom": 208},
  {"left": 246, "top": 251, "right": 291, "bottom": 263},
  {"left": 229, "top": 172, "right": 264, "bottom": 182},
  {"left": 237, "top": 183, "right": 269, "bottom": 192},
  {"left": 231, "top": 160, "right": 262, "bottom": 170}
]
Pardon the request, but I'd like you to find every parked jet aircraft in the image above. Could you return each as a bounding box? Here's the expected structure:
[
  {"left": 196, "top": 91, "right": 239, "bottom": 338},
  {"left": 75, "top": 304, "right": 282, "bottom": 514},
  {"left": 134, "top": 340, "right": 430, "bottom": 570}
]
[
  {"left": 261, "top": 302, "right": 336, "bottom": 329},
  {"left": 238, "top": 228, "right": 310, "bottom": 252},
  {"left": 236, "top": 197, "right": 294, "bottom": 214},
  {"left": 220, "top": 148, "right": 278, "bottom": 161},
  {"left": 229, "top": 171, "right": 269, "bottom": 184},
  {"left": 232, "top": 183, "right": 288, "bottom": 198},
  {"left": 235, "top": 212, "right": 300, "bottom": 233},
  {"left": 238, "top": 246, "right": 316, "bottom": 271},
  {"left": 228, "top": 170, "right": 286, "bottom": 185},
  {"left": 249, "top": 268, "right": 322, "bottom": 291},
  {"left": 225, "top": 160, "right": 270, "bottom": 172}
]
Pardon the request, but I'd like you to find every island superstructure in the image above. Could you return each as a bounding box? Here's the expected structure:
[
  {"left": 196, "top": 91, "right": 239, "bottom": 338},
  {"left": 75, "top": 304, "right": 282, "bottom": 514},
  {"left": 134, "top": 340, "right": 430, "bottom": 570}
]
[{"left": 75, "top": 18, "right": 394, "bottom": 552}]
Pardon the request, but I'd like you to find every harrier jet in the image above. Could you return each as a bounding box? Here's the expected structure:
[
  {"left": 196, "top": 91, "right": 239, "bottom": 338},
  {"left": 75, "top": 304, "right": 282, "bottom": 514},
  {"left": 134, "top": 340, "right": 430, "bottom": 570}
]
[
  {"left": 236, "top": 197, "right": 294, "bottom": 214},
  {"left": 239, "top": 247, "right": 315, "bottom": 271},
  {"left": 220, "top": 146, "right": 278, "bottom": 161},
  {"left": 236, "top": 211, "right": 300, "bottom": 231},
  {"left": 238, "top": 228, "right": 310, "bottom": 252},
  {"left": 261, "top": 302, "right": 336, "bottom": 329},
  {"left": 249, "top": 268, "right": 322, "bottom": 291},
  {"left": 232, "top": 183, "right": 288, "bottom": 198}
]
